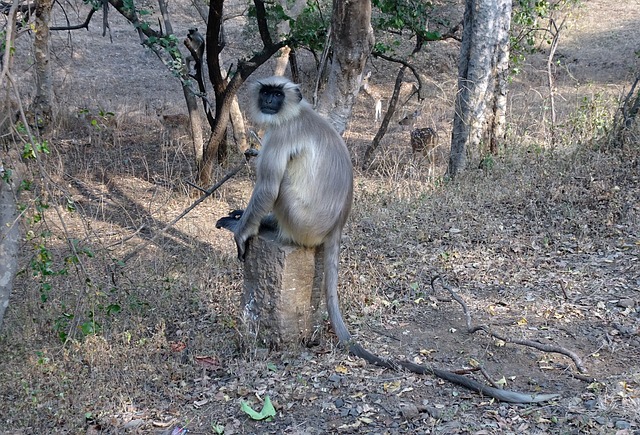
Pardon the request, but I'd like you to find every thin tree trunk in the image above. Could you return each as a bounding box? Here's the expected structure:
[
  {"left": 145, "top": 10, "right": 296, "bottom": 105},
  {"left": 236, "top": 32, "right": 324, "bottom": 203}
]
[
  {"left": 448, "top": 0, "right": 474, "bottom": 177},
  {"left": 362, "top": 66, "right": 405, "bottom": 168},
  {"left": 156, "top": 0, "right": 206, "bottom": 172},
  {"left": 272, "top": 0, "right": 307, "bottom": 76},
  {"left": 229, "top": 97, "right": 247, "bottom": 152},
  {"left": 487, "top": 0, "right": 511, "bottom": 154},
  {"left": 316, "top": 0, "right": 374, "bottom": 135},
  {"left": 184, "top": 86, "right": 205, "bottom": 170},
  {"left": 545, "top": 17, "right": 565, "bottom": 146},
  {"left": 197, "top": 0, "right": 286, "bottom": 186},
  {"left": 33, "top": 0, "right": 54, "bottom": 126}
]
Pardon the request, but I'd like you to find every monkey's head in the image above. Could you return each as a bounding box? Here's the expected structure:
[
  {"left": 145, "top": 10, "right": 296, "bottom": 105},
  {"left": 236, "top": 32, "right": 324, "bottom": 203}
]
[{"left": 251, "top": 76, "right": 304, "bottom": 127}]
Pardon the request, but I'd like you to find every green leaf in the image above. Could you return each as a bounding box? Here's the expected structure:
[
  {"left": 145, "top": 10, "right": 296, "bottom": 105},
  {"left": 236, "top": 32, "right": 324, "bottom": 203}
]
[
  {"left": 105, "top": 304, "right": 121, "bottom": 315},
  {"left": 240, "top": 395, "right": 276, "bottom": 421}
]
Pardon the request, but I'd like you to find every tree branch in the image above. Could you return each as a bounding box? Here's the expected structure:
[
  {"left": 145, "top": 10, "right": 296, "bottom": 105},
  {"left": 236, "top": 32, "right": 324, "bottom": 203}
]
[
  {"left": 50, "top": 7, "right": 97, "bottom": 31},
  {"left": 431, "top": 276, "right": 590, "bottom": 375},
  {"left": 370, "top": 51, "right": 423, "bottom": 92},
  {"left": 253, "top": 0, "right": 273, "bottom": 47}
]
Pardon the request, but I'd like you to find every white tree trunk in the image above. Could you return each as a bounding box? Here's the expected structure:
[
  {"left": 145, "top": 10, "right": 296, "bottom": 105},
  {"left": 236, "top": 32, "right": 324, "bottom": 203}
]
[
  {"left": 448, "top": 0, "right": 511, "bottom": 177},
  {"left": 316, "top": 0, "right": 374, "bottom": 135},
  {"left": 0, "top": 149, "right": 25, "bottom": 328},
  {"left": 486, "top": 0, "right": 511, "bottom": 154}
]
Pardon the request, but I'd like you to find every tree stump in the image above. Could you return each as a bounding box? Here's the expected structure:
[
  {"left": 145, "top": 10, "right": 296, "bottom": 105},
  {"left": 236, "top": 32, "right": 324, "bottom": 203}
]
[{"left": 241, "top": 229, "right": 325, "bottom": 348}]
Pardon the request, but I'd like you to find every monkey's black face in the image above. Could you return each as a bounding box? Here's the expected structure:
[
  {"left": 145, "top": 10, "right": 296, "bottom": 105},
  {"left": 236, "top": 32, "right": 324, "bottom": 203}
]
[{"left": 259, "top": 86, "right": 285, "bottom": 115}]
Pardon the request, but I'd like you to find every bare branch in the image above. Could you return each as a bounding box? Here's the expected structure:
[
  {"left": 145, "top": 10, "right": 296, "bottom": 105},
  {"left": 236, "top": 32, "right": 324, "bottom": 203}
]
[
  {"left": 431, "top": 276, "right": 589, "bottom": 374},
  {"left": 253, "top": 0, "right": 273, "bottom": 47},
  {"left": 50, "top": 7, "right": 97, "bottom": 31}
]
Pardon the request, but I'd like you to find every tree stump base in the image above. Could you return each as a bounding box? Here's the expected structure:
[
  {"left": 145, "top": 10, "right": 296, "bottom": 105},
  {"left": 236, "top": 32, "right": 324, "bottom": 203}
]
[{"left": 241, "top": 229, "right": 325, "bottom": 348}]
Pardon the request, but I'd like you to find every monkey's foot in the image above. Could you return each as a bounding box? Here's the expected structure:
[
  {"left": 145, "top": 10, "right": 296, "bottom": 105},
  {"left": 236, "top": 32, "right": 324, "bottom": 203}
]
[{"left": 215, "top": 210, "right": 244, "bottom": 232}]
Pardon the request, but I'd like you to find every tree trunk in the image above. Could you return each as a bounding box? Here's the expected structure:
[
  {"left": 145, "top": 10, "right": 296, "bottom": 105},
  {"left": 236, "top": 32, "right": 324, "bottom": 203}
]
[
  {"left": 448, "top": 0, "right": 511, "bottom": 178},
  {"left": 486, "top": 0, "right": 511, "bottom": 154},
  {"left": 197, "top": 0, "right": 286, "bottom": 186},
  {"left": 32, "top": 0, "right": 54, "bottom": 126},
  {"left": 184, "top": 85, "right": 205, "bottom": 171},
  {"left": 229, "top": 97, "right": 247, "bottom": 152},
  {"left": 316, "top": 0, "right": 374, "bottom": 135},
  {"left": 0, "top": 149, "right": 26, "bottom": 329},
  {"left": 272, "top": 0, "right": 307, "bottom": 76},
  {"left": 362, "top": 66, "right": 405, "bottom": 168}
]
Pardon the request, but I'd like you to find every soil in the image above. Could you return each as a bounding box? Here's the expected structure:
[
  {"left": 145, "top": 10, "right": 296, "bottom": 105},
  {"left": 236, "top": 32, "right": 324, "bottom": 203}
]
[{"left": 1, "top": 0, "right": 639, "bottom": 434}]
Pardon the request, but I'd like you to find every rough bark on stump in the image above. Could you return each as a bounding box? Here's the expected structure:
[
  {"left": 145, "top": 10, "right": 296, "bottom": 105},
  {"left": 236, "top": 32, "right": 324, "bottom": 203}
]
[{"left": 242, "top": 229, "right": 325, "bottom": 348}]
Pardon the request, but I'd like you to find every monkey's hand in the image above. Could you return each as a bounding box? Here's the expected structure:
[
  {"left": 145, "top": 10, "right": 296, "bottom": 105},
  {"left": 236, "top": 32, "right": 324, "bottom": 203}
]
[
  {"left": 234, "top": 231, "right": 250, "bottom": 261},
  {"left": 215, "top": 210, "right": 244, "bottom": 232}
]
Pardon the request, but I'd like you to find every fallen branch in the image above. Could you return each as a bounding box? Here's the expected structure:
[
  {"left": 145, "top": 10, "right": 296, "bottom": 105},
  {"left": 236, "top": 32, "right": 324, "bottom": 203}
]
[
  {"left": 430, "top": 276, "right": 589, "bottom": 375},
  {"left": 397, "top": 360, "right": 559, "bottom": 403}
]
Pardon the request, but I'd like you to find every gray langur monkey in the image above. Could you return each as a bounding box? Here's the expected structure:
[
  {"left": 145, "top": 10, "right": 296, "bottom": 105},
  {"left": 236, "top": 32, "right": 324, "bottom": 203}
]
[
  {"left": 216, "top": 77, "right": 558, "bottom": 404},
  {"left": 215, "top": 75, "right": 380, "bottom": 363},
  {"left": 184, "top": 27, "right": 205, "bottom": 73}
]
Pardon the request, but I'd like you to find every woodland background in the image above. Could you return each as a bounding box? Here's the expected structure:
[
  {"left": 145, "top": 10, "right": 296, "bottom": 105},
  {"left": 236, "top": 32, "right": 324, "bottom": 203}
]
[{"left": 0, "top": 0, "right": 639, "bottom": 433}]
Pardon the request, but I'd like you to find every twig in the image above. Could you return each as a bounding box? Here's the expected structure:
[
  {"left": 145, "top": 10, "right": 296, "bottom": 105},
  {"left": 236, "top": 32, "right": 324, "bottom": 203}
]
[
  {"left": 431, "top": 276, "right": 589, "bottom": 374},
  {"left": 105, "top": 224, "right": 146, "bottom": 248},
  {"left": 478, "top": 365, "right": 503, "bottom": 389}
]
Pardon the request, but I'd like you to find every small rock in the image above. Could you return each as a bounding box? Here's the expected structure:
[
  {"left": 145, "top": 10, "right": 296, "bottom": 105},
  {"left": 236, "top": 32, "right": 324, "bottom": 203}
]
[
  {"left": 615, "top": 420, "right": 631, "bottom": 429},
  {"left": 425, "top": 406, "right": 442, "bottom": 419},
  {"left": 617, "top": 299, "right": 635, "bottom": 308},
  {"left": 399, "top": 403, "right": 419, "bottom": 419},
  {"left": 334, "top": 398, "right": 344, "bottom": 408},
  {"left": 123, "top": 419, "right": 144, "bottom": 430},
  {"left": 583, "top": 399, "right": 597, "bottom": 410},
  {"left": 328, "top": 373, "right": 342, "bottom": 383},
  {"left": 594, "top": 416, "right": 607, "bottom": 426}
]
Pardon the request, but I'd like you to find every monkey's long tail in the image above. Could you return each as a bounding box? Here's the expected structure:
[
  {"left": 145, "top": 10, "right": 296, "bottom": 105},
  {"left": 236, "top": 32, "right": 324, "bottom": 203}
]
[
  {"left": 323, "top": 232, "right": 560, "bottom": 403},
  {"left": 322, "top": 231, "right": 396, "bottom": 370}
]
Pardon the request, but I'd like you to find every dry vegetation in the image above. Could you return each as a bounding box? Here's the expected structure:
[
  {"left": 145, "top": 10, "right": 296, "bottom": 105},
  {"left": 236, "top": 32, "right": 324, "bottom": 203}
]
[{"left": 1, "top": 0, "right": 639, "bottom": 433}]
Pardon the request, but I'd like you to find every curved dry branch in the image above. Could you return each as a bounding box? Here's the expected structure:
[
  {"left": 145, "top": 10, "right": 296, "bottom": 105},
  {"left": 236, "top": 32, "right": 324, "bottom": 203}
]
[
  {"left": 431, "top": 276, "right": 590, "bottom": 375},
  {"left": 397, "top": 360, "right": 559, "bottom": 403},
  {"left": 370, "top": 51, "right": 424, "bottom": 96},
  {"left": 50, "top": 5, "right": 97, "bottom": 31}
]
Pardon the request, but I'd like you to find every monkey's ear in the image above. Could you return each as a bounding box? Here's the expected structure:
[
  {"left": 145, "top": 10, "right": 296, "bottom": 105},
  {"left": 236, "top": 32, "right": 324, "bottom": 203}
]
[{"left": 294, "top": 88, "right": 303, "bottom": 103}]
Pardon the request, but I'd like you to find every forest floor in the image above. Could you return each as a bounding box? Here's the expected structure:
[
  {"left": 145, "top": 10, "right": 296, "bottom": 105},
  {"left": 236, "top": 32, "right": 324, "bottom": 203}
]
[{"left": 1, "top": 0, "right": 639, "bottom": 434}]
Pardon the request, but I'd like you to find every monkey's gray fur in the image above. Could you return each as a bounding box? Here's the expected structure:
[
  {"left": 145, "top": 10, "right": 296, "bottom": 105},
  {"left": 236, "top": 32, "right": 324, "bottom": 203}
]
[{"left": 216, "top": 77, "right": 559, "bottom": 404}]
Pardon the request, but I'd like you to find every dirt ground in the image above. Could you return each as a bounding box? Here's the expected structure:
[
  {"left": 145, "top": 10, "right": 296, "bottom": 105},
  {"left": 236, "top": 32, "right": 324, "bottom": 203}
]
[{"left": 1, "top": 0, "right": 639, "bottom": 434}]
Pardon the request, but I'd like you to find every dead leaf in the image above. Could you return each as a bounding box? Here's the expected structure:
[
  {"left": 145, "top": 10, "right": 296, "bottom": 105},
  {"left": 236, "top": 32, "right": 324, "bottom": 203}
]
[
  {"left": 195, "top": 356, "right": 221, "bottom": 370},
  {"left": 384, "top": 380, "right": 401, "bottom": 393},
  {"left": 517, "top": 318, "right": 528, "bottom": 326},
  {"left": 335, "top": 365, "right": 349, "bottom": 374},
  {"left": 170, "top": 341, "right": 187, "bottom": 352}
]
